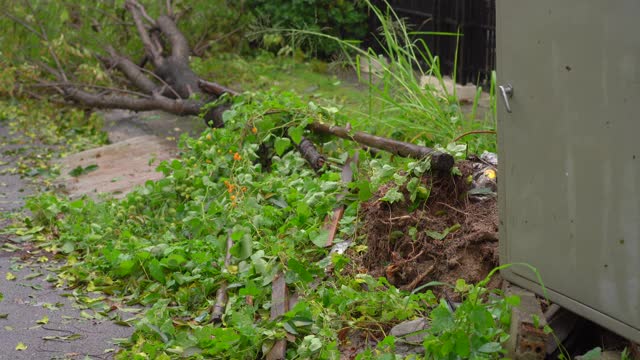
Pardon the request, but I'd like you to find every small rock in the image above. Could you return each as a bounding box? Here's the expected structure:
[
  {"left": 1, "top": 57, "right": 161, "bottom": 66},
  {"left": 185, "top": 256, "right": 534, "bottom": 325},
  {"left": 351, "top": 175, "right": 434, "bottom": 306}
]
[{"left": 390, "top": 318, "right": 430, "bottom": 355}]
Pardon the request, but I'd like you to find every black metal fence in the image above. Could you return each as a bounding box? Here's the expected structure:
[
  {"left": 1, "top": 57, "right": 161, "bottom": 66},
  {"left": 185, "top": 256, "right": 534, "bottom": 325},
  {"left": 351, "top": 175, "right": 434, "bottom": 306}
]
[{"left": 368, "top": 0, "right": 495, "bottom": 85}]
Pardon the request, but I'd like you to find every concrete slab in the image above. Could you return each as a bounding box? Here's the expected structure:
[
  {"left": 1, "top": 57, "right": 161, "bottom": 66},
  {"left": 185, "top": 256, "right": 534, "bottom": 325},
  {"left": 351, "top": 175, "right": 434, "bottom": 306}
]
[
  {"left": 55, "top": 135, "right": 177, "bottom": 199},
  {"left": 101, "top": 109, "right": 207, "bottom": 144}
]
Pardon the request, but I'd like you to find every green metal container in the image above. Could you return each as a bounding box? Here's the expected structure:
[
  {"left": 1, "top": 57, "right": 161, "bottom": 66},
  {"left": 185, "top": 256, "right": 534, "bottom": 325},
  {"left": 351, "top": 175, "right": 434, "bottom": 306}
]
[{"left": 497, "top": 0, "right": 640, "bottom": 343}]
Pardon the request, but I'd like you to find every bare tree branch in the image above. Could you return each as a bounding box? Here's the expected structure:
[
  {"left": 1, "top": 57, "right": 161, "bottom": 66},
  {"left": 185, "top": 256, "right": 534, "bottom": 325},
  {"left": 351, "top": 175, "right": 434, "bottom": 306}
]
[
  {"left": 63, "top": 86, "right": 202, "bottom": 115},
  {"left": 199, "top": 80, "right": 240, "bottom": 96},
  {"left": 104, "top": 46, "right": 157, "bottom": 94},
  {"left": 124, "top": 0, "right": 163, "bottom": 64},
  {"left": 156, "top": 15, "right": 190, "bottom": 62}
]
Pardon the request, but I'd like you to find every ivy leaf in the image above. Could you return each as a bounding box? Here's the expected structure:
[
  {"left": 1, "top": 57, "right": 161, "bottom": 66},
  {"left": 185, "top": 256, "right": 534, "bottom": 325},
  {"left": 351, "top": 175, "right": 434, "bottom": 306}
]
[
  {"left": 311, "top": 230, "right": 329, "bottom": 248},
  {"left": 231, "top": 233, "right": 253, "bottom": 260},
  {"left": 148, "top": 259, "right": 166, "bottom": 284},
  {"left": 274, "top": 137, "right": 291, "bottom": 156},
  {"left": 288, "top": 258, "right": 313, "bottom": 283},
  {"left": 430, "top": 301, "right": 454, "bottom": 333},
  {"left": 61, "top": 242, "right": 75, "bottom": 254},
  {"left": 477, "top": 342, "right": 502, "bottom": 353},
  {"left": 426, "top": 224, "right": 461, "bottom": 240},
  {"left": 354, "top": 180, "right": 372, "bottom": 201},
  {"left": 380, "top": 187, "right": 403, "bottom": 203},
  {"left": 69, "top": 164, "right": 98, "bottom": 177},
  {"left": 288, "top": 126, "right": 304, "bottom": 145},
  {"left": 454, "top": 331, "right": 471, "bottom": 357}
]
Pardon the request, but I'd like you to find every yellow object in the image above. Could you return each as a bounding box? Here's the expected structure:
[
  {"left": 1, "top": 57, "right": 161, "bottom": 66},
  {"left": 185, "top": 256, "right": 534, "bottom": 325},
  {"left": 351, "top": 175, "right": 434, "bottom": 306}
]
[{"left": 484, "top": 169, "right": 496, "bottom": 180}]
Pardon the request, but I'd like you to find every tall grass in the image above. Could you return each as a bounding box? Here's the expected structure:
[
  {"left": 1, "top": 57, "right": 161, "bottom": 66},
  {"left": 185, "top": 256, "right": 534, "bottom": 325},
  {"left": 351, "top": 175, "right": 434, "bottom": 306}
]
[{"left": 251, "top": 0, "right": 497, "bottom": 153}]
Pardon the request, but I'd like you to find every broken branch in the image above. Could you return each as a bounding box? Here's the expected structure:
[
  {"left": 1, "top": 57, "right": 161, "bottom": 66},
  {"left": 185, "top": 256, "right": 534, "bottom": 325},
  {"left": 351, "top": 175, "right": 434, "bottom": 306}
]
[
  {"left": 124, "top": 0, "right": 163, "bottom": 64},
  {"left": 63, "top": 86, "right": 202, "bottom": 115},
  {"left": 104, "top": 46, "right": 157, "bottom": 95},
  {"left": 308, "top": 123, "right": 454, "bottom": 172},
  {"left": 156, "top": 15, "right": 190, "bottom": 62}
]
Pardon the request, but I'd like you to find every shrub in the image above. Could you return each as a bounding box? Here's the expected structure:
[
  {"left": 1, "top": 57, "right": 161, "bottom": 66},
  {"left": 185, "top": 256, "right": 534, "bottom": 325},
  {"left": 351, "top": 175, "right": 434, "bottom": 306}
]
[{"left": 247, "top": 0, "right": 369, "bottom": 58}]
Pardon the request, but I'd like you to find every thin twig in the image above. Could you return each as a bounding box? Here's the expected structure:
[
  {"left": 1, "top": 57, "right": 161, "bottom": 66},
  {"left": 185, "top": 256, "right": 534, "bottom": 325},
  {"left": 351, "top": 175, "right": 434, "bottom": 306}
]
[
  {"left": 402, "top": 263, "right": 436, "bottom": 292},
  {"left": 436, "top": 201, "right": 469, "bottom": 216},
  {"left": 166, "top": 0, "right": 173, "bottom": 17},
  {"left": 125, "top": 0, "right": 162, "bottom": 62},
  {"left": 130, "top": 0, "right": 155, "bottom": 25}
]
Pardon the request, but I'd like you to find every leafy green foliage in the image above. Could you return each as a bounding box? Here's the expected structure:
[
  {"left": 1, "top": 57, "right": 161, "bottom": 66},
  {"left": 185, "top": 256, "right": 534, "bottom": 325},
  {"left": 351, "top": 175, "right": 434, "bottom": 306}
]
[
  {"left": 18, "top": 89, "right": 461, "bottom": 358},
  {"left": 421, "top": 278, "right": 516, "bottom": 359},
  {"left": 247, "top": 0, "right": 368, "bottom": 57}
]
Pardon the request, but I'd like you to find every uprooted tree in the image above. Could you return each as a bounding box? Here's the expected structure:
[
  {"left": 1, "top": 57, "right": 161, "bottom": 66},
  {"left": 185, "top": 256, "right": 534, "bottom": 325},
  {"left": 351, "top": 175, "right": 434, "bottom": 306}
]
[{"left": 3, "top": 0, "right": 454, "bottom": 172}]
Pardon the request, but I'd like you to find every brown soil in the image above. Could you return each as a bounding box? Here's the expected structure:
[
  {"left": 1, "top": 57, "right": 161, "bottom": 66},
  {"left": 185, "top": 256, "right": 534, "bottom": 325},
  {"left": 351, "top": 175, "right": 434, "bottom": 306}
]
[{"left": 352, "top": 160, "right": 501, "bottom": 300}]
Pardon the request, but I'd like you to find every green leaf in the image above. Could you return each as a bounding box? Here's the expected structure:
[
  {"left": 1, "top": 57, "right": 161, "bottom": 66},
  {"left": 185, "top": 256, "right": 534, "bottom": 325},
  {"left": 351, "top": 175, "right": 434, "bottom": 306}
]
[
  {"left": 61, "top": 242, "right": 75, "bottom": 254},
  {"left": 36, "top": 315, "right": 49, "bottom": 325},
  {"left": 454, "top": 331, "right": 470, "bottom": 357},
  {"left": 148, "top": 259, "right": 166, "bottom": 284},
  {"left": 288, "top": 258, "right": 313, "bottom": 283},
  {"left": 69, "top": 164, "right": 99, "bottom": 177},
  {"left": 477, "top": 342, "right": 502, "bottom": 353},
  {"left": 468, "top": 187, "right": 494, "bottom": 195},
  {"left": 116, "top": 259, "right": 135, "bottom": 277},
  {"left": 355, "top": 180, "right": 372, "bottom": 201},
  {"left": 231, "top": 234, "right": 253, "bottom": 260},
  {"left": 5, "top": 272, "right": 16, "bottom": 281},
  {"left": 380, "top": 187, "right": 403, "bottom": 203},
  {"left": 430, "top": 301, "right": 454, "bottom": 333},
  {"left": 288, "top": 126, "right": 304, "bottom": 145},
  {"left": 15, "top": 342, "right": 27, "bottom": 351},
  {"left": 311, "top": 230, "right": 329, "bottom": 248},
  {"left": 283, "top": 321, "right": 298, "bottom": 335},
  {"left": 274, "top": 137, "right": 291, "bottom": 156},
  {"left": 426, "top": 223, "right": 461, "bottom": 240}
]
